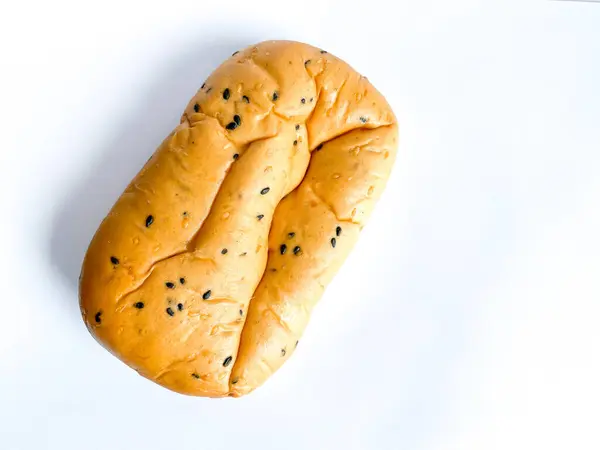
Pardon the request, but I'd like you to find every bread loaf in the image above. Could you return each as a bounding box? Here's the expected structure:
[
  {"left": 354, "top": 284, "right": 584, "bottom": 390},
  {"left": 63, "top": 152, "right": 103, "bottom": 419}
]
[{"left": 79, "top": 40, "right": 398, "bottom": 397}]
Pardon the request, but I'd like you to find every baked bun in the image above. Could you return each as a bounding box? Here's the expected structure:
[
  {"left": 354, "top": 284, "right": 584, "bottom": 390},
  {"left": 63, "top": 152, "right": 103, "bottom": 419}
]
[{"left": 80, "top": 40, "right": 398, "bottom": 397}]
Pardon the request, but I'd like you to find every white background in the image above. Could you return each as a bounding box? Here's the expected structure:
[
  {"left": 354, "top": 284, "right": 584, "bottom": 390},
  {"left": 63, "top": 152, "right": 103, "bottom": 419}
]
[{"left": 1, "top": 1, "right": 599, "bottom": 449}]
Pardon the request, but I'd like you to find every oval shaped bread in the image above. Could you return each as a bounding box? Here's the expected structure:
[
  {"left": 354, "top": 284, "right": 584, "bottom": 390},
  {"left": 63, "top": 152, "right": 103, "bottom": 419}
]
[{"left": 79, "top": 40, "right": 398, "bottom": 397}]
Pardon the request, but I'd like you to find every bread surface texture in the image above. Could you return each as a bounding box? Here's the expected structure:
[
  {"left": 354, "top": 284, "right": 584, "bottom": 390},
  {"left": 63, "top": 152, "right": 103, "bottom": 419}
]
[{"left": 80, "top": 40, "right": 398, "bottom": 397}]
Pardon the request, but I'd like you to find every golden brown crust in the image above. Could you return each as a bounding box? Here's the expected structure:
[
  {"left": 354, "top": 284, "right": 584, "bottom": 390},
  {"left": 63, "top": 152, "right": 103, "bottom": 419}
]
[{"left": 80, "top": 40, "right": 398, "bottom": 397}]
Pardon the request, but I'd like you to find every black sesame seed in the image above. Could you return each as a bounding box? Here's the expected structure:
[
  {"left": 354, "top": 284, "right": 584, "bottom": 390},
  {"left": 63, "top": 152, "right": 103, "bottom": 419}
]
[
  {"left": 304, "top": 60, "right": 311, "bottom": 66},
  {"left": 225, "top": 121, "right": 238, "bottom": 130},
  {"left": 94, "top": 311, "right": 102, "bottom": 323},
  {"left": 193, "top": 103, "right": 199, "bottom": 112},
  {"left": 232, "top": 51, "right": 239, "bottom": 56},
  {"left": 320, "top": 50, "right": 327, "bottom": 54},
  {"left": 260, "top": 187, "right": 270, "bottom": 195},
  {"left": 233, "top": 153, "right": 239, "bottom": 160},
  {"left": 360, "top": 116, "right": 368, "bottom": 123},
  {"left": 257, "top": 214, "right": 264, "bottom": 220},
  {"left": 134, "top": 302, "right": 144, "bottom": 309},
  {"left": 110, "top": 256, "right": 119, "bottom": 265},
  {"left": 231, "top": 377, "right": 238, "bottom": 384},
  {"left": 295, "top": 124, "right": 300, "bottom": 131},
  {"left": 239, "top": 309, "right": 243, "bottom": 316},
  {"left": 166, "top": 282, "right": 175, "bottom": 289},
  {"left": 280, "top": 244, "right": 287, "bottom": 255},
  {"left": 293, "top": 246, "right": 301, "bottom": 255},
  {"left": 310, "top": 98, "right": 314, "bottom": 102},
  {"left": 281, "top": 349, "right": 286, "bottom": 356},
  {"left": 223, "top": 356, "right": 233, "bottom": 367},
  {"left": 295, "top": 340, "right": 299, "bottom": 347},
  {"left": 315, "top": 144, "right": 323, "bottom": 151},
  {"left": 270, "top": 268, "right": 277, "bottom": 272},
  {"left": 206, "top": 87, "right": 212, "bottom": 93},
  {"left": 233, "top": 114, "right": 241, "bottom": 126},
  {"left": 201, "top": 83, "right": 206, "bottom": 89},
  {"left": 145, "top": 215, "right": 154, "bottom": 228},
  {"left": 301, "top": 98, "right": 306, "bottom": 104},
  {"left": 331, "top": 237, "right": 337, "bottom": 248},
  {"left": 242, "top": 95, "right": 250, "bottom": 103},
  {"left": 288, "top": 232, "right": 295, "bottom": 238},
  {"left": 272, "top": 91, "right": 279, "bottom": 101},
  {"left": 221, "top": 248, "right": 228, "bottom": 255},
  {"left": 191, "top": 373, "right": 200, "bottom": 379},
  {"left": 177, "top": 303, "right": 183, "bottom": 311},
  {"left": 202, "top": 290, "right": 212, "bottom": 300},
  {"left": 166, "top": 307, "right": 175, "bottom": 316},
  {"left": 240, "top": 252, "right": 247, "bottom": 256},
  {"left": 179, "top": 277, "right": 185, "bottom": 285},
  {"left": 183, "top": 211, "right": 188, "bottom": 217},
  {"left": 223, "top": 88, "right": 230, "bottom": 100},
  {"left": 293, "top": 140, "right": 298, "bottom": 146},
  {"left": 336, "top": 226, "right": 342, "bottom": 237}
]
